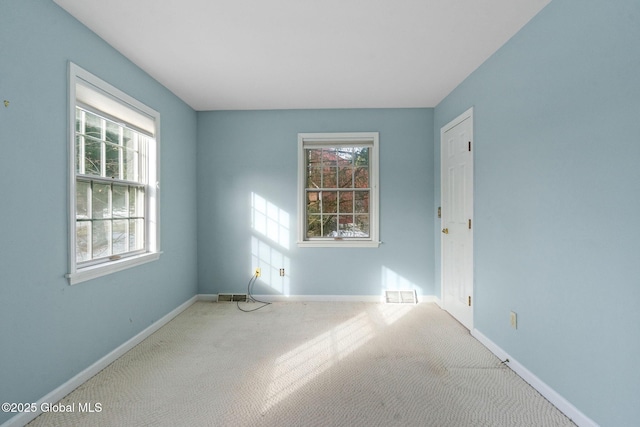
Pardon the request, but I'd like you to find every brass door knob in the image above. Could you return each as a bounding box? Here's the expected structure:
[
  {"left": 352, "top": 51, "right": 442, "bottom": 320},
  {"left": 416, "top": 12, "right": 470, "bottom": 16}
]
[{"left": 442, "top": 228, "right": 449, "bottom": 234}]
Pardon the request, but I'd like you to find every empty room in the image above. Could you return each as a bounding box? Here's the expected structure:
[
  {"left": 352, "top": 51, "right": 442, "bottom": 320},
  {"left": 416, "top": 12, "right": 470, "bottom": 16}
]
[{"left": 1, "top": 1, "right": 638, "bottom": 426}]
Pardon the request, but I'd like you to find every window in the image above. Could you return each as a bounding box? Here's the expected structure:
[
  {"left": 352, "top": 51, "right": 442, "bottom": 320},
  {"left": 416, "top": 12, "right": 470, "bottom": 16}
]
[
  {"left": 297, "top": 132, "right": 379, "bottom": 247},
  {"left": 67, "top": 63, "right": 160, "bottom": 284}
]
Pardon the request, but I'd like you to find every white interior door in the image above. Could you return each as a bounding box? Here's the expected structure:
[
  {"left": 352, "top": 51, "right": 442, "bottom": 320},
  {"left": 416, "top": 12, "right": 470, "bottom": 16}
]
[{"left": 441, "top": 108, "right": 474, "bottom": 330}]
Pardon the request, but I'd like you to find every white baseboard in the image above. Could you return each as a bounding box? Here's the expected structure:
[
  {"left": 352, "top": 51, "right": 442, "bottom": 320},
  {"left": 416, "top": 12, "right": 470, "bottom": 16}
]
[
  {"left": 199, "top": 294, "right": 439, "bottom": 304},
  {"left": 427, "top": 295, "right": 442, "bottom": 306},
  {"left": 433, "top": 297, "right": 443, "bottom": 309},
  {"left": 196, "top": 293, "right": 219, "bottom": 302},
  {"left": 1, "top": 295, "right": 198, "bottom": 427},
  {"left": 471, "top": 328, "right": 598, "bottom": 427}
]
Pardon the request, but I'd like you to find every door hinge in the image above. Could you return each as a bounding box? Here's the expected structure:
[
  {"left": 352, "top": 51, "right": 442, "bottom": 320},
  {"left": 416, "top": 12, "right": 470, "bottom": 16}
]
[
  {"left": 468, "top": 296, "right": 472, "bottom": 306},
  {"left": 468, "top": 219, "right": 472, "bottom": 229},
  {"left": 468, "top": 141, "right": 471, "bottom": 152}
]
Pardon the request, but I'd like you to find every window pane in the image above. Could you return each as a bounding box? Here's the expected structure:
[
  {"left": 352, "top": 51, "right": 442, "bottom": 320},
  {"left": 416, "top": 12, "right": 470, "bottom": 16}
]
[
  {"left": 112, "top": 185, "right": 127, "bottom": 218},
  {"left": 75, "top": 108, "right": 84, "bottom": 174},
  {"left": 306, "top": 148, "right": 322, "bottom": 166},
  {"left": 84, "top": 112, "right": 102, "bottom": 139},
  {"left": 84, "top": 138, "right": 102, "bottom": 176},
  {"left": 75, "top": 135, "right": 83, "bottom": 174},
  {"left": 105, "top": 143, "right": 120, "bottom": 179},
  {"left": 323, "top": 215, "right": 337, "bottom": 237},
  {"left": 337, "top": 147, "right": 354, "bottom": 164},
  {"left": 339, "top": 216, "right": 368, "bottom": 237},
  {"left": 356, "top": 215, "right": 370, "bottom": 236},
  {"left": 129, "top": 219, "right": 145, "bottom": 251},
  {"left": 123, "top": 149, "right": 137, "bottom": 182},
  {"left": 138, "top": 187, "right": 145, "bottom": 217},
  {"left": 338, "top": 215, "right": 354, "bottom": 228},
  {"left": 92, "top": 220, "right": 111, "bottom": 258},
  {"left": 92, "top": 183, "right": 111, "bottom": 219},
  {"left": 129, "top": 187, "right": 144, "bottom": 217},
  {"left": 338, "top": 165, "right": 353, "bottom": 188},
  {"left": 323, "top": 148, "right": 337, "bottom": 164},
  {"left": 123, "top": 128, "right": 134, "bottom": 149},
  {"left": 307, "top": 191, "right": 320, "bottom": 214},
  {"left": 123, "top": 130, "right": 138, "bottom": 182},
  {"left": 307, "top": 215, "right": 322, "bottom": 237},
  {"left": 76, "top": 181, "right": 90, "bottom": 219},
  {"left": 322, "top": 165, "right": 337, "bottom": 188},
  {"left": 354, "top": 147, "right": 369, "bottom": 166},
  {"left": 76, "top": 221, "right": 90, "bottom": 262},
  {"left": 339, "top": 191, "right": 354, "bottom": 214},
  {"left": 106, "top": 121, "right": 119, "bottom": 144},
  {"left": 354, "top": 166, "right": 369, "bottom": 188},
  {"left": 355, "top": 191, "right": 369, "bottom": 213},
  {"left": 321, "top": 191, "right": 337, "bottom": 214},
  {"left": 112, "top": 220, "right": 128, "bottom": 255},
  {"left": 75, "top": 108, "right": 82, "bottom": 133},
  {"left": 306, "top": 166, "right": 322, "bottom": 189},
  {"left": 129, "top": 187, "right": 137, "bottom": 216}
]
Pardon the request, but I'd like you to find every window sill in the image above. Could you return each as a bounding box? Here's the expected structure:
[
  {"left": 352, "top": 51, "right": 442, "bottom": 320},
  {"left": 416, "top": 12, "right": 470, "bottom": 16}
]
[
  {"left": 66, "top": 252, "right": 161, "bottom": 285},
  {"left": 297, "top": 240, "right": 380, "bottom": 248}
]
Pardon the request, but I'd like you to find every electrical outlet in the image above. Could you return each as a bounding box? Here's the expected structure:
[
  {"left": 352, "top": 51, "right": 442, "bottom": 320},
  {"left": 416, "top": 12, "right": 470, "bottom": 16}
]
[
  {"left": 279, "top": 268, "right": 285, "bottom": 277},
  {"left": 255, "top": 268, "right": 261, "bottom": 277},
  {"left": 510, "top": 311, "right": 517, "bottom": 329}
]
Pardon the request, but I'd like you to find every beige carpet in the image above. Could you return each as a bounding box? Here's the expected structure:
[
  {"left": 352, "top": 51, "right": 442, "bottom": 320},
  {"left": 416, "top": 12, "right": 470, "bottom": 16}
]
[{"left": 28, "top": 301, "right": 575, "bottom": 426}]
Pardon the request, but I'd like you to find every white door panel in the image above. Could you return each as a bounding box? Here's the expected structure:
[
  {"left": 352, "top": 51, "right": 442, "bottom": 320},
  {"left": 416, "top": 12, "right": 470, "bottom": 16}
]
[{"left": 441, "top": 108, "right": 474, "bottom": 330}]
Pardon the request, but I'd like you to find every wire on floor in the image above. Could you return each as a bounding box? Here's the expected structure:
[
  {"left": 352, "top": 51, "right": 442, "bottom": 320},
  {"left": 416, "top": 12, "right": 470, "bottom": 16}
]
[{"left": 237, "top": 273, "right": 272, "bottom": 312}]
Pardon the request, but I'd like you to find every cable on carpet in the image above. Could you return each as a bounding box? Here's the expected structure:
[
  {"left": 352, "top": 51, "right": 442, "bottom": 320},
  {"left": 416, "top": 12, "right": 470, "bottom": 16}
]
[{"left": 237, "top": 273, "right": 271, "bottom": 312}]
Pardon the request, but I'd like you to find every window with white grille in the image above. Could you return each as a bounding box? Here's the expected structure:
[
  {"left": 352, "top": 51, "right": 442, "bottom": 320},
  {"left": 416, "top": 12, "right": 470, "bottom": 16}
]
[
  {"left": 67, "top": 63, "right": 160, "bottom": 284},
  {"left": 297, "top": 133, "right": 379, "bottom": 248}
]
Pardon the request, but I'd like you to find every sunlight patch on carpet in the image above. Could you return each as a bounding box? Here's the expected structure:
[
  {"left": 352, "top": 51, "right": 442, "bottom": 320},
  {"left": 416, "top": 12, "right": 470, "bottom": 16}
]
[
  {"left": 263, "top": 304, "right": 416, "bottom": 411},
  {"left": 263, "top": 311, "right": 373, "bottom": 410}
]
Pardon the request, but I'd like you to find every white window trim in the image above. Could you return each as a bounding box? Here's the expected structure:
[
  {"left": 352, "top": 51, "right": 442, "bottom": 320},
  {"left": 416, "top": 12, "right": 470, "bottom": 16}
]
[
  {"left": 66, "top": 62, "right": 161, "bottom": 285},
  {"left": 297, "top": 132, "right": 380, "bottom": 248}
]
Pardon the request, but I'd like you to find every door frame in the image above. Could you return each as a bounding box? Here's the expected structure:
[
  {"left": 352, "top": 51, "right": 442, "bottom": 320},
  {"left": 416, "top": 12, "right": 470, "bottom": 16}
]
[{"left": 440, "top": 107, "right": 474, "bottom": 329}]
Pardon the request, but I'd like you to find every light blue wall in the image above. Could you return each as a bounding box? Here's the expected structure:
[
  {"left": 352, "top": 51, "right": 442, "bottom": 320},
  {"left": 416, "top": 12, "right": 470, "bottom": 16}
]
[
  {"left": 434, "top": 1, "right": 640, "bottom": 425},
  {"left": 4, "top": 0, "right": 636, "bottom": 425},
  {"left": 197, "top": 109, "right": 434, "bottom": 297},
  {"left": 0, "top": 1, "right": 198, "bottom": 422}
]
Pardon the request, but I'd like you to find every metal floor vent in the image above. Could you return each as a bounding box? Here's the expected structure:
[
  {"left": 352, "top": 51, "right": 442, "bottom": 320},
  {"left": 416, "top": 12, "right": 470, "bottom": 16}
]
[
  {"left": 217, "top": 293, "right": 248, "bottom": 302},
  {"left": 385, "top": 290, "right": 418, "bottom": 304}
]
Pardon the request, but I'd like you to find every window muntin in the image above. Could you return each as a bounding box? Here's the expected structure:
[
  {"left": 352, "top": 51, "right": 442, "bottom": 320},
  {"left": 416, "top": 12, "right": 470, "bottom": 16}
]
[
  {"left": 74, "top": 108, "right": 148, "bottom": 265},
  {"left": 298, "top": 133, "right": 379, "bottom": 248},
  {"left": 68, "top": 63, "right": 160, "bottom": 284},
  {"left": 305, "top": 146, "right": 370, "bottom": 238}
]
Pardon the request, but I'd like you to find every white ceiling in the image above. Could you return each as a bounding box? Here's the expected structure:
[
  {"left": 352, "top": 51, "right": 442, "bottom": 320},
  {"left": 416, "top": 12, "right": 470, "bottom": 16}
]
[{"left": 53, "top": 0, "right": 550, "bottom": 111}]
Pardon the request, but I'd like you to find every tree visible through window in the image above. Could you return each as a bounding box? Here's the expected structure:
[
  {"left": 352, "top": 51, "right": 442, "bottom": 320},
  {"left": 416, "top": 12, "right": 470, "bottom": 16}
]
[
  {"left": 305, "top": 147, "right": 370, "bottom": 238},
  {"left": 68, "top": 63, "right": 160, "bottom": 285},
  {"left": 75, "top": 108, "right": 147, "bottom": 263},
  {"left": 298, "top": 133, "right": 379, "bottom": 248}
]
